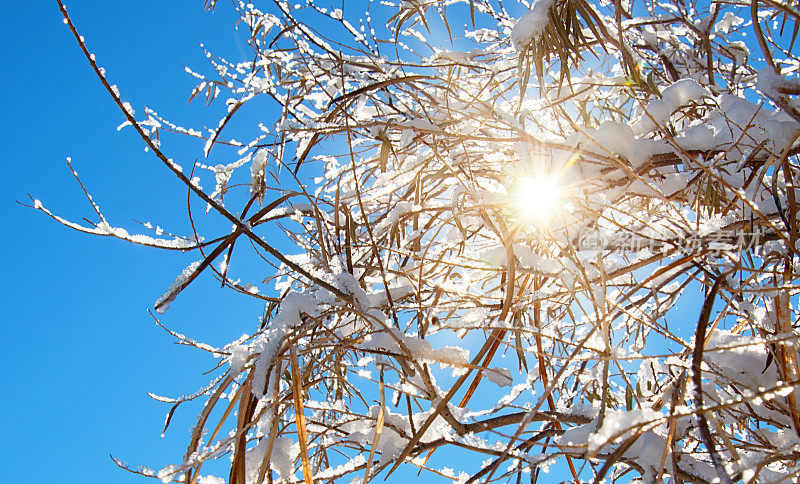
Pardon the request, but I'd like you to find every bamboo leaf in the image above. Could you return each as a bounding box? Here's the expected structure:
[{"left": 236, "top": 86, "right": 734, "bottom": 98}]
[
  {"left": 363, "top": 372, "right": 386, "bottom": 484},
  {"left": 469, "top": 0, "right": 475, "bottom": 26},
  {"left": 625, "top": 383, "right": 634, "bottom": 411},
  {"left": 290, "top": 346, "right": 314, "bottom": 484},
  {"left": 379, "top": 136, "right": 390, "bottom": 173}
]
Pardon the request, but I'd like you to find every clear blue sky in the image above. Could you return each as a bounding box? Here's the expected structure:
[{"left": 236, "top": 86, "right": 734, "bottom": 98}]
[{"left": 2, "top": 2, "right": 265, "bottom": 481}]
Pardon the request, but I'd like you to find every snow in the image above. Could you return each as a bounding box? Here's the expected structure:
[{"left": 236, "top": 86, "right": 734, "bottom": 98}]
[
  {"left": 154, "top": 260, "right": 202, "bottom": 314},
  {"left": 624, "top": 74, "right": 800, "bottom": 157},
  {"left": 514, "top": 244, "right": 563, "bottom": 274},
  {"left": 196, "top": 476, "right": 224, "bottom": 484},
  {"left": 360, "top": 327, "right": 469, "bottom": 368},
  {"left": 386, "top": 200, "right": 412, "bottom": 224},
  {"left": 250, "top": 291, "right": 320, "bottom": 397},
  {"left": 407, "top": 117, "right": 440, "bottom": 132},
  {"left": 568, "top": 121, "right": 667, "bottom": 167},
  {"left": 334, "top": 271, "right": 370, "bottom": 310},
  {"left": 633, "top": 78, "right": 710, "bottom": 134},
  {"left": 445, "top": 307, "right": 491, "bottom": 330},
  {"left": 228, "top": 343, "right": 249, "bottom": 373},
  {"left": 757, "top": 67, "right": 800, "bottom": 99},
  {"left": 586, "top": 408, "right": 663, "bottom": 454},
  {"left": 556, "top": 408, "right": 666, "bottom": 473},
  {"left": 715, "top": 11, "right": 744, "bottom": 34},
  {"left": 485, "top": 367, "right": 513, "bottom": 387},
  {"left": 674, "top": 123, "right": 716, "bottom": 150},
  {"left": 201, "top": 158, "right": 246, "bottom": 200},
  {"left": 711, "top": 93, "right": 799, "bottom": 151},
  {"left": 367, "top": 281, "right": 414, "bottom": 309},
  {"left": 374, "top": 201, "right": 413, "bottom": 235},
  {"left": 510, "top": 0, "right": 555, "bottom": 51},
  {"left": 722, "top": 41, "right": 748, "bottom": 63},
  {"left": 250, "top": 148, "right": 268, "bottom": 194},
  {"left": 244, "top": 436, "right": 299, "bottom": 480},
  {"left": 157, "top": 464, "right": 179, "bottom": 483},
  {"left": 704, "top": 330, "right": 778, "bottom": 390},
  {"left": 32, "top": 199, "right": 201, "bottom": 250},
  {"left": 313, "top": 455, "right": 367, "bottom": 480},
  {"left": 433, "top": 49, "right": 484, "bottom": 63}
]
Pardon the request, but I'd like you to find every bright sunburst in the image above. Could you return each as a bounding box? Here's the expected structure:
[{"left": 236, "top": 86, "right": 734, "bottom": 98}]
[{"left": 514, "top": 175, "right": 563, "bottom": 227}]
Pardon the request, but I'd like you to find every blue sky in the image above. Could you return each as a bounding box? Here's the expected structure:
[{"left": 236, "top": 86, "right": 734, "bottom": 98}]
[{"left": 1, "top": 2, "right": 262, "bottom": 481}]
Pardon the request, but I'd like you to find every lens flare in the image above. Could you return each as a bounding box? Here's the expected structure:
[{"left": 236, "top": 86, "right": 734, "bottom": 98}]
[{"left": 514, "top": 176, "right": 563, "bottom": 227}]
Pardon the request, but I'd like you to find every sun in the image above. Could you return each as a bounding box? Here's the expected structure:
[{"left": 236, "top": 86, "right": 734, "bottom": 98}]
[{"left": 514, "top": 175, "right": 563, "bottom": 227}]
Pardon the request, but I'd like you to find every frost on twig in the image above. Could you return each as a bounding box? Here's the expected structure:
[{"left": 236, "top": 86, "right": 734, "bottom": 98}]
[{"left": 30, "top": 197, "right": 202, "bottom": 250}]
